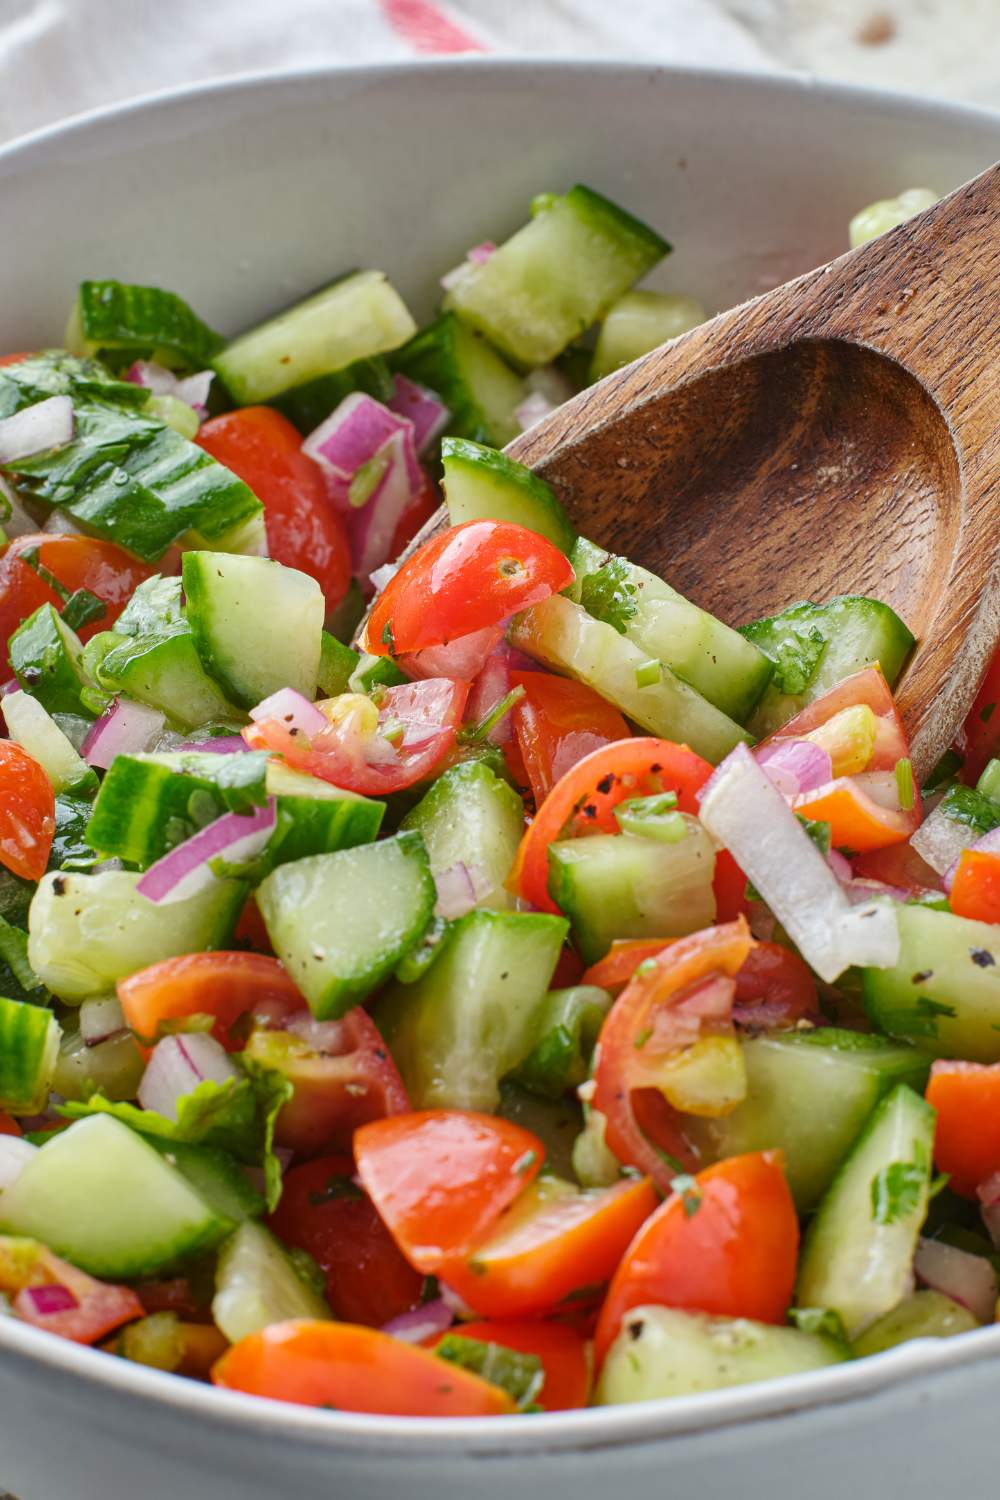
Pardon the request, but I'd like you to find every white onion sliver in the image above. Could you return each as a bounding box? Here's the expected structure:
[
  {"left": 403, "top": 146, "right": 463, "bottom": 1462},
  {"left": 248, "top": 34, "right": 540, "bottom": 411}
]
[
  {"left": 914, "top": 1236, "right": 998, "bottom": 1324},
  {"left": 368, "top": 560, "right": 402, "bottom": 595},
  {"left": 0, "top": 396, "right": 74, "bottom": 463},
  {"left": 911, "top": 802, "right": 977, "bottom": 877},
  {"left": 0, "top": 1135, "right": 37, "bottom": 1190},
  {"left": 434, "top": 860, "right": 491, "bottom": 920},
  {"left": 79, "top": 995, "right": 127, "bottom": 1046},
  {"left": 138, "top": 1033, "right": 239, "bottom": 1121},
  {"left": 249, "top": 687, "right": 327, "bottom": 735}
]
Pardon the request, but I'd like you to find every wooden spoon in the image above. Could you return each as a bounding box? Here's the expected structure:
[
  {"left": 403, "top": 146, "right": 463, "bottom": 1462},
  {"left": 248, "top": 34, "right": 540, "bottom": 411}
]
[{"left": 381, "top": 164, "right": 1000, "bottom": 777}]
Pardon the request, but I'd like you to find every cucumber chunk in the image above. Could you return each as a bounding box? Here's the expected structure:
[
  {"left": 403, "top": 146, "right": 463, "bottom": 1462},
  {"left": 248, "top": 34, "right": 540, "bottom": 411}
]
[
  {"left": 148, "top": 1139, "right": 265, "bottom": 1225},
  {"left": 400, "top": 760, "right": 525, "bottom": 912},
  {"left": 441, "top": 438, "right": 576, "bottom": 555},
  {"left": 0, "top": 1114, "right": 231, "bottom": 1278},
  {"left": 27, "top": 868, "right": 244, "bottom": 1004},
  {"left": 213, "top": 1221, "right": 329, "bottom": 1344},
  {"left": 92, "top": 628, "right": 243, "bottom": 731},
  {"left": 590, "top": 290, "right": 705, "bottom": 382},
  {"left": 570, "top": 539, "right": 772, "bottom": 721},
  {"left": 0, "top": 997, "right": 60, "bottom": 1114},
  {"left": 256, "top": 832, "right": 436, "bottom": 1019},
  {"left": 444, "top": 185, "right": 669, "bottom": 369},
  {"left": 271, "top": 355, "right": 395, "bottom": 435},
  {"left": 742, "top": 595, "right": 915, "bottom": 739},
  {"left": 548, "top": 821, "right": 716, "bottom": 965},
  {"left": 214, "top": 271, "right": 417, "bottom": 405},
  {"left": 796, "top": 1083, "right": 935, "bottom": 1337},
  {"left": 851, "top": 1290, "right": 978, "bottom": 1356},
  {"left": 3, "top": 689, "right": 96, "bottom": 797},
  {"left": 66, "top": 280, "right": 224, "bottom": 370},
  {"left": 182, "top": 551, "right": 324, "bottom": 706},
  {"left": 318, "top": 630, "right": 360, "bottom": 697},
  {"left": 391, "top": 314, "right": 525, "bottom": 448},
  {"left": 687, "top": 1030, "right": 931, "bottom": 1211},
  {"left": 862, "top": 904, "right": 1000, "bottom": 1060},
  {"left": 10, "top": 604, "right": 91, "bottom": 718},
  {"left": 375, "top": 909, "right": 568, "bottom": 1112},
  {"left": 263, "top": 762, "right": 385, "bottom": 869},
  {"left": 595, "top": 1305, "right": 846, "bottom": 1405},
  {"left": 509, "top": 986, "right": 611, "bottom": 1100},
  {"left": 509, "top": 594, "right": 752, "bottom": 763}
]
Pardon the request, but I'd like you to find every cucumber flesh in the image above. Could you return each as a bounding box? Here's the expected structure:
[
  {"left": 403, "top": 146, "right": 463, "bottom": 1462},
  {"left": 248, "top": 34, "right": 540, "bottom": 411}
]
[
  {"left": 590, "top": 290, "right": 705, "bottom": 382},
  {"left": 149, "top": 1139, "right": 265, "bottom": 1225},
  {"left": 400, "top": 760, "right": 525, "bottom": 912},
  {"left": 93, "top": 629, "right": 243, "bottom": 731},
  {"left": 796, "top": 1083, "right": 935, "bottom": 1338},
  {"left": 213, "top": 1221, "right": 329, "bottom": 1344},
  {"left": 3, "top": 689, "right": 96, "bottom": 797},
  {"left": 391, "top": 314, "right": 525, "bottom": 448},
  {"left": 509, "top": 594, "right": 752, "bottom": 764},
  {"left": 10, "top": 604, "right": 90, "bottom": 718},
  {"left": 256, "top": 832, "right": 436, "bottom": 1019},
  {"left": 851, "top": 1290, "right": 979, "bottom": 1356},
  {"left": 0, "top": 997, "right": 60, "bottom": 1114},
  {"left": 67, "top": 280, "right": 224, "bottom": 370},
  {"left": 595, "top": 1305, "right": 846, "bottom": 1405},
  {"left": 182, "top": 551, "right": 323, "bottom": 707},
  {"left": 0, "top": 1114, "right": 231, "bottom": 1278},
  {"left": 441, "top": 438, "right": 576, "bottom": 555}
]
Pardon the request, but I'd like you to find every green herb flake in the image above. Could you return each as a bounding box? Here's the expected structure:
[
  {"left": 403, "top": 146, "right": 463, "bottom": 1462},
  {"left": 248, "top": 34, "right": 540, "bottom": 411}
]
[
  {"left": 513, "top": 1149, "right": 538, "bottom": 1177},
  {"left": 634, "top": 658, "right": 660, "bottom": 689},
  {"left": 870, "top": 1159, "right": 927, "bottom": 1225},
  {"left": 895, "top": 757, "right": 914, "bottom": 812},
  {"left": 670, "top": 1173, "right": 703, "bottom": 1218},
  {"left": 579, "top": 556, "right": 639, "bottom": 635},
  {"left": 459, "top": 684, "right": 525, "bottom": 745},
  {"left": 61, "top": 588, "right": 107, "bottom": 633},
  {"left": 788, "top": 1306, "right": 847, "bottom": 1342},
  {"left": 380, "top": 620, "right": 395, "bottom": 654},
  {"left": 435, "top": 1335, "right": 544, "bottom": 1410}
]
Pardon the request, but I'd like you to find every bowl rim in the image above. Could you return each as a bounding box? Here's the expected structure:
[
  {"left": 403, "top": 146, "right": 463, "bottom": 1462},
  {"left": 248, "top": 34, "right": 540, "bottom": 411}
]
[{"left": 2, "top": 53, "right": 1000, "bottom": 1455}]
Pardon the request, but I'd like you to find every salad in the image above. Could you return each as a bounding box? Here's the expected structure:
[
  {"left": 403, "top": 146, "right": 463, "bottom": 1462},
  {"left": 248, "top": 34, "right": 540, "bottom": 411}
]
[{"left": 0, "top": 178, "right": 993, "bottom": 1422}]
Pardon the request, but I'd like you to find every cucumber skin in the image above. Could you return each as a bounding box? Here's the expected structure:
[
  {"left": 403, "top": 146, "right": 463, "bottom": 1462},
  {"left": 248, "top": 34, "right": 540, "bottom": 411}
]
[
  {"left": 0, "top": 997, "right": 60, "bottom": 1114},
  {"left": 10, "top": 605, "right": 89, "bottom": 719},
  {"left": 441, "top": 437, "right": 576, "bottom": 556},
  {"left": 391, "top": 314, "right": 525, "bottom": 448},
  {"left": 400, "top": 759, "right": 525, "bottom": 913}
]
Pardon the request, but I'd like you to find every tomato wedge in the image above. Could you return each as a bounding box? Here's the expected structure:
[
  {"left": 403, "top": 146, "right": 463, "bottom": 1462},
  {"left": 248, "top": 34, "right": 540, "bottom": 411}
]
[
  {"left": 582, "top": 939, "right": 675, "bottom": 994},
  {"left": 244, "top": 677, "right": 469, "bottom": 796},
  {"left": 926, "top": 1061, "right": 1000, "bottom": 1197},
  {"left": 0, "top": 741, "right": 55, "bottom": 881},
  {"left": 960, "top": 644, "right": 1000, "bottom": 786},
  {"left": 118, "top": 952, "right": 303, "bottom": 1052},
  {"left": 0, "top": 533, "right": 154, "bottom": 653},
  {"left": 0, "top": 1113, "right": 21, "bottom": 1136},
  {"left": 949, "top": 849, "right": 1000, "bottom": 924},
  {"left": 0, "top": 1237, "right": 142, "bottom": 1346},
  {"left": 362, "top": 520, "right": 573, "bottom": 656},
  {"left": 354, "top": 1110, "right": 542, "bottom": 1277},
  {"left": 510, "top": 670, "right": 630, "bottom": 806},
  {"left": 430, "top": 1320, "right": 591, "bottom": 1411},
  {"left": 593, "top": 1150, "right": 799, "bottom": 1364},
  {"left": 592, "top": 920, "right": 754, "bottom": 1191},
  {"left": 213, "top": 1321, "right": 516, "bottom": 1416}
]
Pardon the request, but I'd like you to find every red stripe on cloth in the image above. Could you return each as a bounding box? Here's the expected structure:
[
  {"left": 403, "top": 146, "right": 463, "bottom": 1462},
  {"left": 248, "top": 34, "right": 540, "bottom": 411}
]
[{"left": 380, "top": 0, "right": 487, "bottom": 53}]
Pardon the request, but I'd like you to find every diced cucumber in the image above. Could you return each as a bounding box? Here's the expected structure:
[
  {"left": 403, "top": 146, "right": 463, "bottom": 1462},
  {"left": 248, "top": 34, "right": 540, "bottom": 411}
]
[
  {"left": 441, "top": 438, "right": 576, "bottom": 555},
  {"left": 263, "top": 762, "right": 385, "bottom": 868},
  {"left": 27, "top": 868, "right": 243, "bottom": 1003},
  {"left": 325, "top": 579, "right": 365, "bottom": 643},
  {"left": 347, "top": 652, "right": 409, "bottom": 696},
  {"left": 212, "top": 1221, "right": 330, "bottom": 1344},
  {"left": 742, "top": 596, "right": 915, "bottom": 739},
  {"left": 400, "top": 760, "right": 525, "bottom": 912},
  {"left": 271, "top": 355, "right": 395, "bottom": 435},
  {"left": 182, "top": 551, "right": 323, "bottom": 707},
  {"left": 256, "top": 832, "right": 436, "bottom": 1019},
  {"left": 496, "top": 1082, "right": 583, "bottom": 1180},
  {"left": 796, "top": 1084, "right": 935, "bottom": 1337},
  {"left": 851, "top": 1290, "right": 978, "bottom": 1356},
  {"left": 0, "top": 997, "right": 60, "bottom": 1114},
  {"left": 214, "top": 271, "right": 417, "bottom": 405},
  {"left": 443, "top": 185, "right": 669, "bottom": 369},
  {"left": 375, "top": 909, "right": 568, "bottom": 1111},
  {"left": 548, "top": 821, "right": 716, "bottom": 965},
  {"left": 595, "top": 1305, "right": 847, "bottom": 1406},
  {"left": 149, "top": 1139, "right": 265, "bottom": 1225},
  {"left": 509, "top": 595, "right": 751, "bottom": 763},
  {"left": 862, "top": 905, "right": 1000, "bottom": 1060},
  {"left": 92, "top": 629, "right": 243, "bottom": 730},
  {"left": 52, "top": 1026, "right": 146, "bottom": 1104},
  {"left": 66, "top": 280, "right": 224, "bottom": 370},
  {"left": 318, "top": 630, "right": 360, "bottom": 697},
  {"left": 0, "top": 1114, "right": 231, "bottom": 1278},
  {"left": 570, "top": 539, "right": 772, "bottom": 721},
  {"left": 391, "top": 313, "right": 526, "bottom": 448},
  {"left": 181, "top": 506, "right": 269, "bottom": 559},
  {"left": 3, "top": 689, "right": 97, "bottom": 796},
  {"left": 686, "top": 1030, "right": 931, "bottom": 1211},
  {"left": 509, "top": 985, "right": 611, "bottom": 1100},
  {"left": 9, "top": 604, "right": 90, "bottom": 718},
  {"left": 590, "top": 290, "right": 705, "bottom": 382}
]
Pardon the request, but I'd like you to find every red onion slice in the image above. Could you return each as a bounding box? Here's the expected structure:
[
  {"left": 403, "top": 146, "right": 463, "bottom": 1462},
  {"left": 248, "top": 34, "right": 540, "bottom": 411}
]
[
  {"left": 81, "top": 697, "right": 167, "bottom": 769},
  {"left": 440, "top": 241, "right": 497, "bottom": 291},
  {"left": 348, "top": 429, "right": 417, "bottom": 580},
  {"left": 387, "top": 376, "right": 450, "bottom": 454},
  {"left": 978, "top": 1171, "right": 1000, "bottom": 1249},
  {"left": 382, "top": 1297, "right": 454, "bottom": 1344},
  {"left": 434, "top": 860, "right": 491, "bottom": 920},
  {"left": 0, "top": 1135, "right": 37, "bottom": 1190},
  {"left": 914, "top": 1236, "right": 997, "bottom": 1323},
  {"left": 0, "top": 396, "right": 74, "bottom": 463},
  {"left": 136, "top": 801, "right": 277, "bottom": 905},
  {"left": 126, "top": 361, "right": 214, "bottom": 419},
  {"left": 249, "top": 688, "right": 327, "bottom": 736},
  {"left": 303, "top": 393, "right": 421, "bottom": 501},
  {"left": 515, "top": 391, "right": 556, "bottom": 433},
  {"left": 755, "top": 738, "right": 833, "bottom": 799},
  {"left": 79, "top": 995, "right": 128, "bottom": 1047},
  {"left": 21, "top": 1284, "right": 79, "bottom": 1317},
  {"left": 399, "top": 624, "right": 504, "bottom": 683},
  {"left": 138, "top": 1033, "right": 239, "bottom": 1120}
]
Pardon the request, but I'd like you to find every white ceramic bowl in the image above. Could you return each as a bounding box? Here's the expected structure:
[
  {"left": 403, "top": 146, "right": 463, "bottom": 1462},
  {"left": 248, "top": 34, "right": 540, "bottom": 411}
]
[{"left": 1, "top": 59, "right": 999, "bottom": 1500}]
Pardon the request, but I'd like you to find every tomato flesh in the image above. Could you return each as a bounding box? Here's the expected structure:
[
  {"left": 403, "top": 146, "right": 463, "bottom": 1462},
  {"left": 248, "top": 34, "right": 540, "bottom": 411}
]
[
  {"left": 926, "top": 1061, "right": 1000, "bottom": 1197},
  {"left": 117, "top": 951, "right": 303, "bottom": 1051},
  {"left": 0, "top": 741, "right": 55, "bottom": 880},
  {"left": 511, "top": 669, "right": 630, "bottom": 806}
]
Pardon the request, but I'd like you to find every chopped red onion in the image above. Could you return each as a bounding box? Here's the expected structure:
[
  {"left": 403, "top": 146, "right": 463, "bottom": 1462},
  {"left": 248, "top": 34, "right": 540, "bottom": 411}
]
[
  {"left": 756, "top": 738, "right": 833, "bottom": 799},
  {"left": 81, "top": 697, "right": 167, "bottom": 769},
  {"left": 943, "top": 824, "right": 1000, "bottom": 892},
  {"left": 467, "top": 241, "right": 496, "bottom": 265},
  {"left": 0, "top": 396, "right": 74, "bottom": 463},
  {"left": 249, "top": 688, "right": 327, "bottom": 736},
  {"left": 382, "top": 1297, "right": 454, "bottom": 1344},
  {"left": 303, "top": 393, "right": 421, "bottom": 503},
  {"left": 79, "top": 995, "right": 128, "bottom": 1047},
  {"left": 914, "top": 1236, "right": 997, "bottom": 1323},
  {"left": 136, "top": 801, "right": 277, "bottom": 905},
  {"left": 176, "top": 736, "right": 247, "bottom": 755},
  {"left": 440, "top": 241, "right": 496, "bottom": 291},
  {"left": 399, "top": 624, "right": 504, "bottom": 683},
  {"left": 0, "top": 1135, "right": 37, "bottom": 1190},
  {"left": 127, "top": 361, "right": 214, "bottom": 419},
  {"left": 387, "top": 375, "right": 450, "bottom": 454},
  {"left": 348, "top": 429, "right": 416, "bottom": 580},
  {"left": 827, "top": 848, "right": 853, "bottom": 883},
  {"left": 138, "top": 1033, "right": 239, "bottom": 1120},
  {"left": 21, "top": 1284, "right": 79, "bottom": 1317},
  {"left": 978, "top": 1171, "right": 1000, "bottom": 1248},
  {"left": 434, "top": 860, "right": 491, "bottom": 919}
]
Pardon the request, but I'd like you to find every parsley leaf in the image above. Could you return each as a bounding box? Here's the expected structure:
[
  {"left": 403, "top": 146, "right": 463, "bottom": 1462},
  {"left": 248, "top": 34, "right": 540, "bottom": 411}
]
[
  {"left": 788, "top": 1306, "right": 848, "bottom": 1342},
  {"left": 870, "top": 1159, "right": 927, "bottom": 1225},
  {"left": 670, "top": 1173, "right": 703, "bottom": 1217},
  {"left": 579, "top": 556, "right": 639, "bottom": 635},
  {"left": 939, "top": 784, "right": 1000, "bottom": 836},
  {"left": 435, "top": 1335, "right": 544, "bottom": 1410}
]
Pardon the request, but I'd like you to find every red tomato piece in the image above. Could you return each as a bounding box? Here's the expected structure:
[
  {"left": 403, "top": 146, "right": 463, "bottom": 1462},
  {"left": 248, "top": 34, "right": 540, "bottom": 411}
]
[
  {"left": 0, "top": 741, "right": 55, "bottom": 880},
  {"left": 389, "top": 471, "right": 440, "bottom": 559},
  {"left": 244, "top": 676, "right": 469, "bottom": 797},
  {"left": 511, "top": 670, "right": 630, "bottom": 806},
  {"left": 960, "top": 645, "right": 1000, "bottom": 786},
  {"left": 0, "top": 354, "right": 32, "bottom": 367},
  {"left": 926, "top": 1061, "right": 1000, "bottom": 1197},
  {"left": 197, "top": 409, "right": 352, "bottom": 611},
  {"left": 430, "top": 1320, "right": 591, "bottom": 1411},
  {"left": 583, "top": 939, "right": 678, "bottom": 995},
  {"left": 0, "top": 1239, "right": 142, "bottom": 1346},
  {"left": 268, "top": 1155, "right": 424, "bottom": 1326},
  {"left": 212, "top": 1320, "right": 516, "bottom": 1416},
  {"left": 134, "top": 1278, "right": 207, "bottom": 1322},
  {"left": 0, "top": 533, "right": 154, "bottom": 667},
  {"left": 0, "top": 1112, "right": 21, "bottom": 1136},
  {"left": 950, "top": 849, "right": 1000, "bottom": 924},
  {"left": 509, "top": 737, "right": 716, "bottom": 914},
  {"left": 117, "top": 951, "right": 303, "bottom": 1052},
  {"left": 361, "top": 520, "right": 574, "bottom": 657},
  {"left": 354, "top": 1110, "right": 542, "bottom": 1278},
  {"left": 593, "top": 1150, "right": 799, "bottom": 1365},
  {"left": 732, "top": 941, "right": 818, "bottom": 1028},
  {"left": 852, "top": 840, "right": 944, "bottom": 894}
]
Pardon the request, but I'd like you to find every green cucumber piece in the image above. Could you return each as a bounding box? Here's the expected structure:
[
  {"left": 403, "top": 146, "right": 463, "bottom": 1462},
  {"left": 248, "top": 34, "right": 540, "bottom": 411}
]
[
  {"left": 508, "top": 985, "right": 611, "bottom": 1100},
  {"left": 263, "top": 762, "right": 384, "bottom": 868},
  {"left": 148, "top": 1139, "right": 265, "bottom": 1225},
  {"left": 375, "top": 909, "right": 568, "bottom": 1112},
  {"left": 2, "top": 689, "right": 97, "bottom": 797},
  {"left": 391, "top": 313, "right": 526, "bottom": 448},
  {"left": 66, "top": 280, "right": 224, "bottom": 370},
  {"left": 27, "top": 868, "right": 243, "bottom": 1004},
  {"left": 0, "top": 1114, "right": 231, "bottom": 1278},
  {"left": 400, "top": 760, "right": 525, "bottom": 912},
  {"left": 271, "top": 355, "right": 395, "bottom": 435},
  {"left": 796, "top": 1083, "right": 935, "bottom": 1337},
  {"left": 93, "top": 631, "right": 243, "bottom": 730},
  {"left": 441, "top": 438, "right": 575, "bottom": 554},
  {"left": 687, "top": 1029, "right": 931, "bottom": 1211},
  {"left": 182, "top": 551, "right": 323, "bottom": 706},
  {"left": 256, "top": 832, "right": 436, "bottom": 1019},
  {"left": 742, "top": 595, "right": 915, "bottom": 739},
  {"left": 548, "top": 821, "right": 717, "bottom": 965},
  {"left": 509, "top": 594, "right": 751, "bottom": 763},
  {"left": 590, "top": 290, "right": 705, "bottom": 382},
  {"left": 0, "top": 997, "right": 60, "bottom": 1113},
  {"left": 213, "top": 1221, "right": 330, "bottom": 1343},
  {"left": 496, "top": 1081, "right": 583, "bottom": 1180},
  {"left": 851, "top": 1290, "right": 979, "bottom": 1355},
  {"left": 861, "top": 904, "right": 1000, "bottom": 1059},
  {"left": 52, "top": 1026, "right": 145, "bottom": 1104},
  {"left": 595, "top": 1305, "right": 847, "bottom": 1405},
  {"left": 570, "top": 540, "right": 772, "bottom": 721},
  {"left": 9, "top": 604, "right": 90, "bottom": 718},
  {"left": 347, "top": 652, "right": 409, "bottom": 696},
  {"left": 318, "top": 631, "right": 360, "bottom": 697},
  {"left": 214, "top": 271, "right": 416, "bottom": 405},
  {"left": 443, "top": 185, "right": 669, "bottom": 369}
]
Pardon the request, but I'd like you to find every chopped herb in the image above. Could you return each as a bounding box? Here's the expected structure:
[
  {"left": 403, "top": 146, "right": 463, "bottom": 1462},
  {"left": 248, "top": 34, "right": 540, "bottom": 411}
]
[
  {"left": 435, "top": 1335, "right": 544, "bottom": 1410},
  {"left": 579, "top": 556, "right": 639, "bottom": 635},
  {"left": 939, "top": 784, "right": 1000, "bottom": 836},
  {"left": 512, "top": 1149, "right": 538, "bottom": 1176},
  {"left": 633, "top": 1027, "right": 653, "bottom": 1049},
  {"left": 60, "top": 588, "right": 107, "bottom": 633},
  {"left": 670, "top": 1173, "right": 703, "bottom": 1218},
  {"left": 870, "top": 1159, "right": 927, "bottom": 1225},
  {"left": 458, "top": 684, "right": 525, "bottom": 745},
  {"left": 889, "top": 995, "right": 957, "bottom": 1038},
  {"left": 894, "top": 757, "right": 914, "bottom": 812},
  {"left": 380, "top": 620, "right": 395, "bottom": 653},
  {"left": 788, "top": 1306, "right": 848, "bottom": 1342},
  {"left": 928, "top": 1172, "right": 951, "bottom": 1201},
  {"left": 970, "top": 948, "right": 996, "bottom": 969},
  {"left": 634, "top": 658, "right": 660, "bottom": 689}
]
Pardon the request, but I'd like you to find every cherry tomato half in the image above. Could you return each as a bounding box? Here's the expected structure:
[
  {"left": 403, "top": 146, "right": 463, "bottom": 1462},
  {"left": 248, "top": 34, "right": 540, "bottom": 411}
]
[
  {"left": 0, "top": 741, "right": 55, "bottom": 880},
  {"left": 511, "top": 670, "right": 630, "bottom": 807},
  {"left": 118, "top": 951, "right": 303, "bottom": 1052}
]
